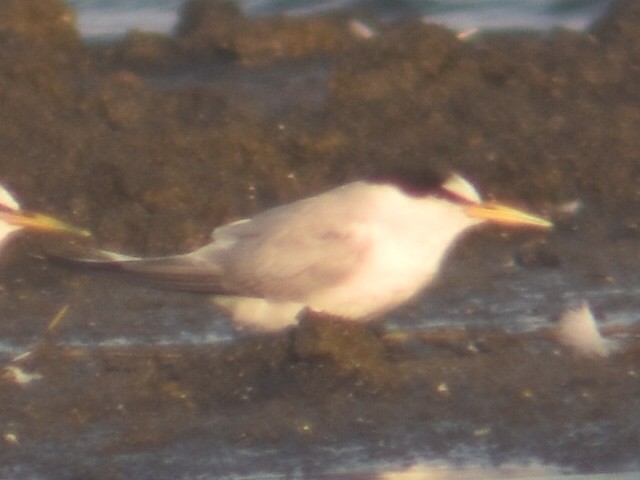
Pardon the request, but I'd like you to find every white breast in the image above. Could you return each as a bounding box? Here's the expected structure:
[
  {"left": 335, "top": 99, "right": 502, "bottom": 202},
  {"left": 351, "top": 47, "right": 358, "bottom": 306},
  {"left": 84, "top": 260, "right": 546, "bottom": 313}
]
[
  {"left": 212, "top": 184, "right": 483, "bottom": 330},
  {"left": 305, "top": 187, "right": 481, "bottom": 319}
]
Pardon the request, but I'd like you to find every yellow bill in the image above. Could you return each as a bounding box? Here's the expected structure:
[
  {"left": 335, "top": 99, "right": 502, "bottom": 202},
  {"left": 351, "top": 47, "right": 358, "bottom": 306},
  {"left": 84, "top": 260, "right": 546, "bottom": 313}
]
[
  {"left": 0, "top": 210, "right": 91, "bottom": 237},
  {"left": 465, "top": 202, "right": 552, "bottom": 229}
]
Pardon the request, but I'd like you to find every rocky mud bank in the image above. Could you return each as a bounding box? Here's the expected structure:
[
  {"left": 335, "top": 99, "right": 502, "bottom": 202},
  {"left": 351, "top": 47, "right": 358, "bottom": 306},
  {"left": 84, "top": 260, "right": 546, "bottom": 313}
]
[{"left": 1, "top": 0, "right": 640, "bottom": 478}]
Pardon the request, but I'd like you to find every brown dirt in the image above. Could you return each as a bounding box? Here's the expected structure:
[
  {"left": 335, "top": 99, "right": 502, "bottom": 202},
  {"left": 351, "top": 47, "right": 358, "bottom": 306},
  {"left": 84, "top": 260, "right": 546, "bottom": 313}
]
[{"left": 1, "top": 0, "right": 640, "bottom": 478}]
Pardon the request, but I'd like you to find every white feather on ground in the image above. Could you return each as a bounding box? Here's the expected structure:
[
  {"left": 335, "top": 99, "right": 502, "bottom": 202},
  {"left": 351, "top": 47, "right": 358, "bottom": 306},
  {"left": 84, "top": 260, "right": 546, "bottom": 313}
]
[{"left": 555, "top": 301, "right": 612, "bottom": 357}]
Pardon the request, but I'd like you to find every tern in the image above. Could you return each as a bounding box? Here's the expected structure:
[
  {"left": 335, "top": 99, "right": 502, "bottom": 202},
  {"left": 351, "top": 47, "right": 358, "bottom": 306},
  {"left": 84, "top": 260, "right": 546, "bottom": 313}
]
[
  {"left": 0, "top": 183, "right": 90, "bottom": 253},
  {"left": 64, "top": 173, "right": 552, "bottom": 331}
]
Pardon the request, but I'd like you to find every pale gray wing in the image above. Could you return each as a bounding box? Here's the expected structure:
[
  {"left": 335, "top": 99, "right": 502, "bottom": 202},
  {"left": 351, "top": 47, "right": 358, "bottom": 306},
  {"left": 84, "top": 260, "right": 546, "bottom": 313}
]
[
  {"left": 61, "top": 182, "right": 374, "bottom": 298},
  {"left": 54, "top": 247, "right": 232, "bottom": 293},
  {"left": 200, "top": 182, "right": 374, "bottom": 299}
]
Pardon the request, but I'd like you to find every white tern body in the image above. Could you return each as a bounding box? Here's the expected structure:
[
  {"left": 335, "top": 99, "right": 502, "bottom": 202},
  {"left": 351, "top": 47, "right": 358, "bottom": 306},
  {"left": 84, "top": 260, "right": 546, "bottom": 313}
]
[{"left": 72, "top": 175, "right": 551, "bottom": 331}]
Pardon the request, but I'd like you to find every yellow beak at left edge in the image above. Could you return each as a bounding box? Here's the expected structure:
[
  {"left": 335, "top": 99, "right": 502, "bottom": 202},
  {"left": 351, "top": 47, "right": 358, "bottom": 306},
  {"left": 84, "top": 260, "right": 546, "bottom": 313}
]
[{"left": 0, "top": 210, "right": 91, "bottom": 237}]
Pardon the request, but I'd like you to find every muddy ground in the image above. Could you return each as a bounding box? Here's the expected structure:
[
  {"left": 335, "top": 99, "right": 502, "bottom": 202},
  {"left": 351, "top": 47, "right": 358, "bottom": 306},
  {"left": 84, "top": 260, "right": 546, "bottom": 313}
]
[{"left": 1, "top": 0, "right": 640, "bottom": 478}]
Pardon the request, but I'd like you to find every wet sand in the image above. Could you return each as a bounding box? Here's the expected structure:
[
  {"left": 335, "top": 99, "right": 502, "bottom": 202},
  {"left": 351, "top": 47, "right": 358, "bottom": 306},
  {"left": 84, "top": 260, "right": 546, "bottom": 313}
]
[{"left": 1, "top": 0, "right": 640, "bottom": 478}]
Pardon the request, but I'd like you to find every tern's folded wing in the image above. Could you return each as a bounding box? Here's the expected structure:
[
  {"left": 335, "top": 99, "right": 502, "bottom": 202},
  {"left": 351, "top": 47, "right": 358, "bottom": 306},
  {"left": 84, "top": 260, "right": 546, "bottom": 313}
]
[
  {"left": 60, "top": 219, "right": 371, "bottom": 297},
  {"left": 60, "top": 182, "right": 376, "bottom": 298},
  {"left": 206, "top": 185, "right": 374, "bottom": 300},
  {"left": 210, "top": 223, "right": 371, "bottom": 300},
  {"left": 55, "top": 247, "right": 232, "bottom": 293}
]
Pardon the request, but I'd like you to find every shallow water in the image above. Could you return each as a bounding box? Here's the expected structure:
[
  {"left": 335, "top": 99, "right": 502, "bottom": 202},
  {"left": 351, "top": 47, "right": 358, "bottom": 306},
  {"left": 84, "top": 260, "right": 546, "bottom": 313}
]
[
  {"left": 67, "top": 0, "right": 615, "bottom": 39},
  {"left": 1, "top": 231, "right": 640, "bottom": 478},
  {"left": 3, "top": 232, "right": 636, "bottom": 351}
]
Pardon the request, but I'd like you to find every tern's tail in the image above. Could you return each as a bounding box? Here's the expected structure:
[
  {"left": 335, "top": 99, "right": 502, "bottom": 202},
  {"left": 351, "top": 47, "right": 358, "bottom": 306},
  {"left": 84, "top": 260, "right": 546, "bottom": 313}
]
[{"left": 52, "top": 247, "right": 229, "bottom": 294}]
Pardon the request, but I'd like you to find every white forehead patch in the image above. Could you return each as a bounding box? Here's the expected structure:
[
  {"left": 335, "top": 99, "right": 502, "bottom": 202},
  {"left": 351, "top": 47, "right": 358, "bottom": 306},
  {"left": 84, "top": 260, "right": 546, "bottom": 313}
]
[
  {"left": 0, "top": 184, "right": 20, "bottom": 211},
  {"left": 441, "top": 173, "right": 482, "bottom": 204}
]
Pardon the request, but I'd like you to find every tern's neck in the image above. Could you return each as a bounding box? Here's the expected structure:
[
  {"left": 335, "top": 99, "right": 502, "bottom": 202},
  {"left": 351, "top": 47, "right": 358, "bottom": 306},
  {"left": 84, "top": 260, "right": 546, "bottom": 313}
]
[{"left": 372, "top": 185, "right": 483, "bottom": 263}]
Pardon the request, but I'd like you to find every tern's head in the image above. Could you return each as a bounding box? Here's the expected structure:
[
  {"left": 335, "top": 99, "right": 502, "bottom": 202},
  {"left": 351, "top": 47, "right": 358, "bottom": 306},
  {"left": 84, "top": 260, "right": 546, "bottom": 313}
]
[
  {"left": 436, "top": 173, "right": 552, "bottom": 230},
  {"left": 0, "top": 183, "right": 91, "bottom": 249},
  {"left": 370, "top": 169, "right": 552, "bottom": 236}
]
